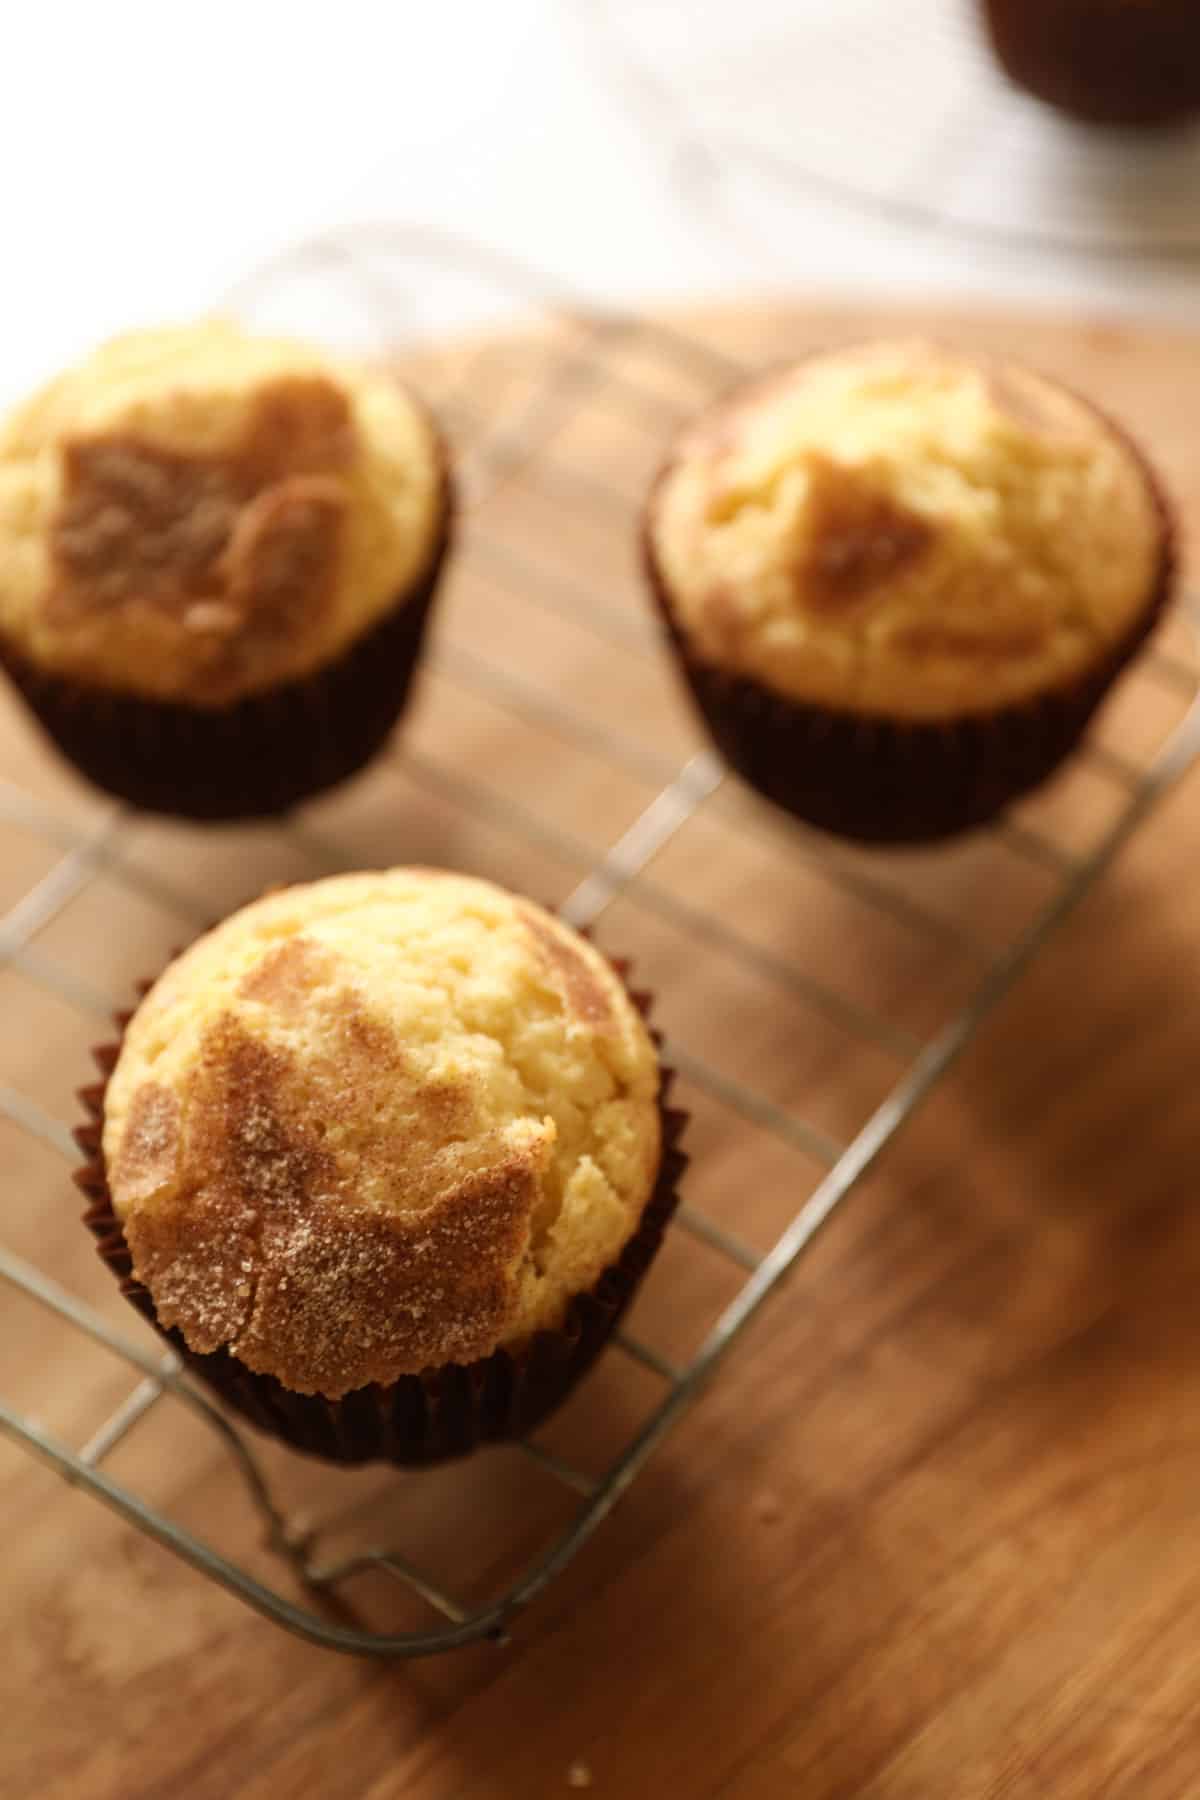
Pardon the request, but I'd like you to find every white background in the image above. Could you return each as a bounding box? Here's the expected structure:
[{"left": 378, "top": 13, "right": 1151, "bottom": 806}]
[{"left": 2, "top": 0, "right": 1196, "bottom": 407}]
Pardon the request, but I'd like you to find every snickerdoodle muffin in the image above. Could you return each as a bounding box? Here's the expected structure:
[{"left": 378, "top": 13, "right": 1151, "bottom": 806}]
[
  {"left": 644, "top": 340, "right": 1173, "bottom": 843},
  {"left": 80, "top": 869, "right": 682, "bottom": 1465},
  {"left": 0, "top": 322, "right": 451, "bottom": 818}
]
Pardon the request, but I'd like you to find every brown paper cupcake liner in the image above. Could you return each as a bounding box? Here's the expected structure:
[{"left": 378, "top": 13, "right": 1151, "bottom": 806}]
[
  {"left": 643, "top": 425, "right": 1176, "bottom": 846},
  {"left": 76, "top": 964, "right": 686, "bottom": 1468},
  {"left": 0, "top": 475, "right": 454, "bottom": 824},
  {"left": 980, "top": 0, "right": 1200, "bottom": 129}
]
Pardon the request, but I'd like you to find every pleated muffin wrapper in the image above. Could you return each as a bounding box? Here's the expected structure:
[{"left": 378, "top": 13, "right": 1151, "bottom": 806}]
[
  {"left": 642, "top": 422, "right": 1177, "bottom": 847},
  {"left": 980, "top": 0, "right": 1200, "bottom": 129},
  {"left": 0, "top": 470, "right": 454, "bottom": 824},
  {"left": 76, "top": 967, "right": 686, "bottom": 1468}
]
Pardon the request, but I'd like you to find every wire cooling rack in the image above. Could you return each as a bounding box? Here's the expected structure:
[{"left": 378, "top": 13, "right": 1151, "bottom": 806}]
[
  {"left": 583, "top": 0, "right": 1200, "bottom": 255},
  {"left": 2, "top": 228, "right": 1199, "bottom": 1659}
]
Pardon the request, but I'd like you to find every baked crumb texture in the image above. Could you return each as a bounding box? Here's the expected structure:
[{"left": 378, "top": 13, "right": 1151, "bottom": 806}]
[
  {"left": 0, "top": 322, "right": 443, "bottom": 705},
  {"left": 648, "top": 341, "right": 1164, "bottom": 722},
  {"left": 101, "top": 871, "right": 663, "bottom": 1400}
]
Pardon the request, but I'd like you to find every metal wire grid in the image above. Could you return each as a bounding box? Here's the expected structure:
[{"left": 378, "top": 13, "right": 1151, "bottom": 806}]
[
  {"left": 584, "top": 0, "right": 1200, "bottom": 256},
  {"left": 1, "top": 229, "right": 1199, "bottom": 1659}
]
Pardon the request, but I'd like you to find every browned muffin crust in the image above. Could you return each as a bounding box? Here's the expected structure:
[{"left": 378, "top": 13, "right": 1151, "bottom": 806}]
[
  {"left": 0, "top": 322, "right": 446, "bottom": 708},
  {"left": 50, "top": 378, "right": 352, "bottom": 704},
  {"left": 103, "top": 872, "right": 663, "bottom": 1396}
]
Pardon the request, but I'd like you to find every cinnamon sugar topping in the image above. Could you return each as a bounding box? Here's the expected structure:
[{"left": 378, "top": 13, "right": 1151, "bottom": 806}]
[
  {"left": 123, "top": 1008, "right": 541, "bottom": 1391},
  {"left": 519, "top": 905, "right": 615, "bottom": 1029},
  {"left": 49, "top": 377, "right": 352, "bottom": 699},
  {"left": 102, "top": 871, "right": 661, "bottom": 1396},
  {"left": 801, "top": 456, "right": 934, "bottom": 610},
  {"left": 237, "top": 933, "right": 338, "bottom": 1016},
  {"left": 0, "top": 322, "right": 446, "bottom": 705},
  {"left": 110, "top": 1081, "right": 179, "bottom": 1206}
]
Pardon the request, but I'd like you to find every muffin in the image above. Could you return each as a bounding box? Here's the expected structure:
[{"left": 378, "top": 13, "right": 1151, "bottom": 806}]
[
  {"left": 0, "top": 322, "right": 451, "bottom": 819},
  {"left": 644, "top": 341, "right": 1173, "bottom": 844},
  {"left": 77, "top": 870, "right": 683, "bottom": 1465},
  {"left": 980, "top": 0, "right": 1200, "bottom": 128}
]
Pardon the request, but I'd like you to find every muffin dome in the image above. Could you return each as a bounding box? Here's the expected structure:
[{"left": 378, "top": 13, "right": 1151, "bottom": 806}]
[
  {"left": 647, "top": 341, "right": 1164, "bottom": 722},
  {"left": 102, "top": 870, "right": 662, "bottom": 1399},
  {"left": 0, "top": 322, "right": 444, "bottom": 706}
]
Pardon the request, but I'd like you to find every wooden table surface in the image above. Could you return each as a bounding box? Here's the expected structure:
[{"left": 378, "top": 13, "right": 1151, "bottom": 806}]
[{"left": 3, "top": 296, "right": 1200, "bottom": 1799}]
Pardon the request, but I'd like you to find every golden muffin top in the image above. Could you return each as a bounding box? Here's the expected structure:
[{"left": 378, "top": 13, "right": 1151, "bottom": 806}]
[
  {"left": 0, "top": 322, "right": 445, "bottom": 706},
  {"left": 103, "top": 870, "right": 662, "bottom": 1397},
  {"left": 647, "top": 340, "right": 1166, "bottom": 720}
]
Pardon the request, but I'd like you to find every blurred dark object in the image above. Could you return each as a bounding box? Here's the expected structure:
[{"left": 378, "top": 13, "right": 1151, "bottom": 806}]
[{"left": 981, "top": 0, "right": 1200, "bottom": 128}]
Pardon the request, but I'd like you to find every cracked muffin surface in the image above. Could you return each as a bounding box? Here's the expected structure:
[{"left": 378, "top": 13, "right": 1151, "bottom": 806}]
[
  {"left": 648, "top": 340, "right": 1164, "bottom": 721},
  {"left": 102, "top": 869, "right": 662, "bottom": 1397},
  {"left": 0, "top": 321, "right": 444, "bottom": 705}
]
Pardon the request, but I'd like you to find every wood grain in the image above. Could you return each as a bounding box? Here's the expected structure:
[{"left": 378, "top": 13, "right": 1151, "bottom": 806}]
[{"left": 3, "top": 296, "right": 1200, "bottom": 1800}]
